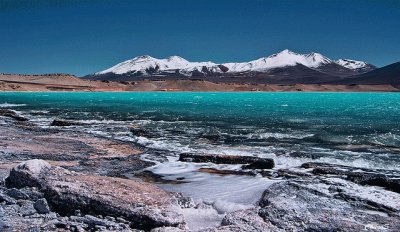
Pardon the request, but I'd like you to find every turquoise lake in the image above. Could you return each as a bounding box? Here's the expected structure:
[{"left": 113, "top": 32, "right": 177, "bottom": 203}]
[
  {"left": 2, "top": 92, "right": 400, "bottom": 229},
  {"left": 1, "top": 92, "right": 400, "bottom": 171}
]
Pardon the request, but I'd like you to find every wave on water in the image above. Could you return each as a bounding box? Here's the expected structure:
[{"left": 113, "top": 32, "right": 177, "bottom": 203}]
[
  {"left": 0, "top": 103, "right": 27, "bottom": 108},
  {"left": 247, "top": 131, "right": 315, "bottom": 140}
]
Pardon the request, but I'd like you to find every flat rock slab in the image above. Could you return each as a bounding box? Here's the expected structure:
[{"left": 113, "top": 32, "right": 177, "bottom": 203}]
[
  {"left": 50, "top": 119, "right": 84, "bottom": 127},
  {"left": 179, "top": 153, "right": 274, "bottom": 169},
  {"left": 5, "top": 160, "right": 185, "bottom": 230},
  {"left": 258, "top": 180, "right": 400, "bottom": 231},
  {"left": 302, "top": 162, "right": 400, "bottom": 193}
]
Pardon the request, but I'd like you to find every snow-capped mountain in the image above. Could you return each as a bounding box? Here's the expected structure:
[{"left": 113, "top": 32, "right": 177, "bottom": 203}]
[
  {"left": 97, "top": 55, "right": 223, "bottom": 75},
  {"left": 88, "top": 50, "right": 376, "bottom": 84},
  {"left": 223, "top": 50, "right": 332, "bottom": 72},
  {"left": 336, "top": 59, "right": 376, "bottom": 72}
]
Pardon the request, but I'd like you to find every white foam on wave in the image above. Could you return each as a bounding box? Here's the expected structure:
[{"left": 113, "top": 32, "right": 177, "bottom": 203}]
[
  {"left": 248, "top": 131, "right": 314, "bottom": 140},
  {"left": 0, "top": 103, "right": 26, "bottom": 108},
  {"left": 77, "top": 119, "right": 127, "bottom": 124},
  {"left": 133, "top": 136, "right": 193, "bottom": 153}
]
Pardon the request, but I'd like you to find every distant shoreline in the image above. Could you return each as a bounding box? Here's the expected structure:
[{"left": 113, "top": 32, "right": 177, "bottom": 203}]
[{"left": 1, "top": 73, "right": 399, "bottom": 92}]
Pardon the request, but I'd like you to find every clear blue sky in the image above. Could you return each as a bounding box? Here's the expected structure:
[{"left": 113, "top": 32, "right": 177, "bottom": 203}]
[{"left": 0, "top": 0, "right": 399, "bottom": 76}]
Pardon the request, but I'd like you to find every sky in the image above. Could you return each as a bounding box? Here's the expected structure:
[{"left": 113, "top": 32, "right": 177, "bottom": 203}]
[{"left": 0, "top": 0, "right": 399, "bottom": 76}]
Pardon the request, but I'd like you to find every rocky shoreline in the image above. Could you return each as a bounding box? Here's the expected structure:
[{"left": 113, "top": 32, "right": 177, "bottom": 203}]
[{"left": 1, "top": 110, "right": 400, "bottom": 231}]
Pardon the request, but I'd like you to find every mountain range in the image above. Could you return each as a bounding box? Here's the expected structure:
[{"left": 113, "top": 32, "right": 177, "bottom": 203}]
[
  {"left": 84, "top": 49, "right": 382, "bottom": 84},
  {"left": 85, "top": 50, "right": 400, "bottom": 85}
]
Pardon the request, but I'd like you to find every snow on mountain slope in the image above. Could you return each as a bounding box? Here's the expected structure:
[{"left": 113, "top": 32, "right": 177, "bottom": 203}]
[
  {"left": 224, "top": 50, "right": 332, "bottom": 72},
  {"left": 336, "top": 59, "right": 372, "bottom": 70},
  {"left": 96, "top": 50, "right": 374, "bottom": 76},
  {"left": 97, "top": 55, "right": 220, "bottom": 75}
]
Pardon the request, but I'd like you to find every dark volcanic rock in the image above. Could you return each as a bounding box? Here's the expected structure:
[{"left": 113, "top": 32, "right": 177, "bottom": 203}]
[
  {"left": 5, "top": 160, "right": 185, "bottom": 230},
  {"left": 50, "top": 119, "right": 83, "bottom": 127},
  {"left": 130, "top": 127, "right": 152, "bottom": 137},
  {"left": 5, "top": 188, "right": 30, "bottom": 200},
  {"left": 242, "top": 160, "right": 275, "bottom": 170},
  {"left": 0, "top": 109, "right": 28, "bottom": 121},
  {"left": 0, "top": 192, "right": 17, "bottom": 205},
  {"left": 198, "top": 168, "right": 256, "bottom": 176},
  {"left": 34, "top": 198, "right": 51, "bottom": 214},
  {"left": 179, "top": 153, "right": 274, "bottom": 169}
]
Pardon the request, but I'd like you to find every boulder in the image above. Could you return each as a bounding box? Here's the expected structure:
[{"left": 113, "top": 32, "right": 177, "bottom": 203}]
[
  {"left": 179, "top": 153, "right": 274, "bottom": 169},
  {"left": 5, "top": 159, "right": 51, "bottom": 188},
  {"left": 34, "top": 198, "right": 50, "bottom": 214},
  {"left": 0, "top": 192, "right": 17, "bottom": 205},
  {"left": 0, "top": 109, "right": 28, "bottom": 121},
  {"left": 130, "top": 127, "right": 152, "bottom": 137},
  {"left": 213, "top": 209, "right": 281, "bottom": 232},
  {"left": 258, "top": 181, "right": 400, "bottom": 231},
  {"left": 6, "top": 160, "right": 185, "bottom": 230},
  {"left": 5, "top": 188, "right": 30, "bottom": 200},
  {"left": 302, "top": 162, "right": 400, "bottom": 193},
  {"left": 50, "top": 119, "right": 83, "bottom": 127}
]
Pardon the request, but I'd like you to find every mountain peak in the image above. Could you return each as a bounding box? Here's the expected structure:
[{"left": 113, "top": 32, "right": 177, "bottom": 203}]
[
  {"left": 133, "top": 55, "right": 154, "bottom": 60},
  {"left": 336, "top": 59, "right": 374, "bottom": 70},
  {"left": 167, "top": 55, "right": 187, "bottom": 62},
  {"left": 274, "top": 49, "right": 297, "bottom": 56}
]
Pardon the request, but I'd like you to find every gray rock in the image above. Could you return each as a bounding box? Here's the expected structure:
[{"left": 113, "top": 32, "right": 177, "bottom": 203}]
[
  {"left": 6, "top": 188, "right": 30, "bottom": 200},
  {"left": 176, "top": 195, "right": 195, "bottom": 209},
  {"left": 5, "top": 159, "right": 51, "bottom": 188},
  {"left": 34, "top": 198, "right": 50, "bottom": 214},
  {"left": 218, "top": 209, "right": 281, "bottom": 231},
  {"left": 302, "top": 162, "right": 400, "bottom": 193},
  {"left": 18, "top": 200, "right": 37, "bottom": 216},
  {"left": 258, "top": 181, "right": 400, "bottom": 231},
  {"left": 179, "top": 153, "right": 274, "bottom": 169},
  {"left": 6, "top": 160, "right": 185, "bottom": 230},
  {"left": 0, "top": 192, "right": 17, "bottom": 205},
  {"left": 151, "top": 226, "right": 185, "bottom": 232}
]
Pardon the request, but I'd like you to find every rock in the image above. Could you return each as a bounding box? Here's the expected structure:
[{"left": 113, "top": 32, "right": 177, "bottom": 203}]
[
  {"left": 5, "top": 159, "right": 51, "bottom": 188},
  {"left": 0, "top": 109, "right": 28, "bottom": 121},
  {"left": 6, "top": 160, "right": 185, "bottom": 230},
  {"left": 302, "top": 162, "right": 400, "bottom": 193},
  {"left": 208, "top": 209, "right": 281, "bottom": 232},
  {"left": 151, "top": 226, "right": 185, "bottom": 232},
  {"left": 130, "top": 127, "right": 152, "bottom": 137},
  {"left": 179, "top": 153, "right": 274, "bottom": 169},
  {"left": 242, "top": 160, "right": 275, "bottom": 170},
  {"left": 5, "top": 188, "right": 30, "bottom": 200},
  {"left": 176, "top": 195, "right": 195, "bottom": 209},
  {"left": 258, "top": 181, "right": 400, "bottom": 231},
  {"left": 77, "top": 155, "right": 154, "bottom": 178},
  {"left": 198, "top": 168, "right": 256, "bottom": 176},
  {"left": 18, "top": 200, "right": 37, "bottom": 216},
  {"left": 0, "top": 192, "right": 17, "bottom": 205},
  {"left": 135, "top": 170, "right": 184, "bottom": 184},
  {"left": 34, "top": 198, "right": 50, "bottom": 214},
  {"left": 50, "top": 119, "right": 83, "bottom": 127}
]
